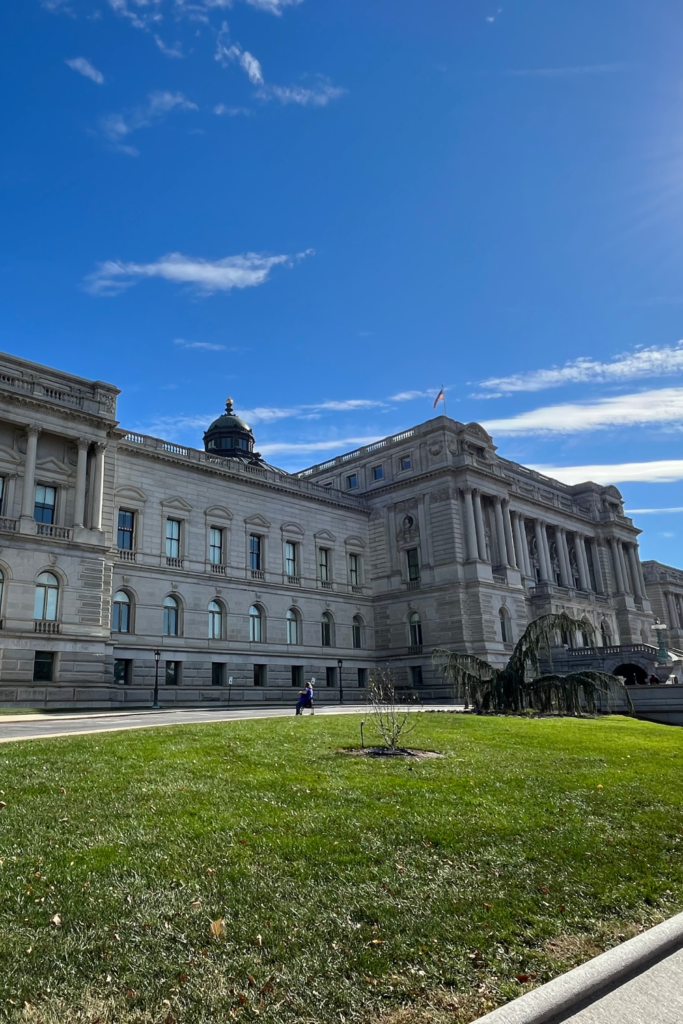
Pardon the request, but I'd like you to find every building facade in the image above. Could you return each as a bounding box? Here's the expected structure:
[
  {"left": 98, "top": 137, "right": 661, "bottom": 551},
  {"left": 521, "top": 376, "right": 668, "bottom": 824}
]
[{"left": 0, "top": 351, "right": 663, "bottom": 708}]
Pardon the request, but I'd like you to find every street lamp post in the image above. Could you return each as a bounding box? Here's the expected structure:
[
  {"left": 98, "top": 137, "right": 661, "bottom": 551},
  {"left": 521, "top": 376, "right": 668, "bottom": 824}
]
[
  {"left": 153, "top": 649, "right": 161, "bottom": 708},
  {"left": 652, "top": 617, "right": 669, "bottom": 663},
  {"left": 338, "top": 658, "right": 343, "bottom": 705}
]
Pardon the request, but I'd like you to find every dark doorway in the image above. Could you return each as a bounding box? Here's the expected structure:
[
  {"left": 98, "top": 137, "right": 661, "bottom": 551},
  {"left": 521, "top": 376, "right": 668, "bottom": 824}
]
[{"left": 613, "top": 662, "right": 648, "bottom": 686}]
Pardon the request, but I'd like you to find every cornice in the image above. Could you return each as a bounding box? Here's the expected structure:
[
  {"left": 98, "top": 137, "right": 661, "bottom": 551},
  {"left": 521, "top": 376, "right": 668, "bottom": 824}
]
[{"left": 0, "top": 390, "right": 117, "bottom": 432}]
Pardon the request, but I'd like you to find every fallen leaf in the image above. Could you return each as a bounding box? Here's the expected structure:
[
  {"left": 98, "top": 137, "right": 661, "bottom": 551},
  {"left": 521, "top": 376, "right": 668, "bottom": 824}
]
[
  {"left": 0, "top": 802, "right": 6, "bottom": 810},
  {"left": 207, "top": 868, "right": 216, "bottom": 876},
  {"left": 597, "top": 784, "right": 603, "bottom": 790},
  {"left": 516, "top": 973, "right": 530, "bottom": 983},
  {"left": 540, "top": 886, "right": 549, "bottom": 894},
  {"left": 483, "top": 903, "right": 493, "bottom": 910},
  {"left": 50, "top": 914, "right": 62, "bottom": 927},
  {"left": 210, "top": 919, "right": 226, "bottom": 938},
  {"left": 60, "top": 787, "right": 66, "bottom": 795}
]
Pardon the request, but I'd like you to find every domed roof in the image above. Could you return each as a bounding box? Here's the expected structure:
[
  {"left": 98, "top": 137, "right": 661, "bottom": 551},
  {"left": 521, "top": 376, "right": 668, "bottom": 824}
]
[{"left": 206, "top": 398, "right": 253, "bottom": 436}]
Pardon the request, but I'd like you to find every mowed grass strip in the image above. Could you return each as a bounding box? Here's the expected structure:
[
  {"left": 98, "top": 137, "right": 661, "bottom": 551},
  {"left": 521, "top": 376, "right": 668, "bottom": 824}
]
[{"left": 0, "top": 714, "right": 682, "bottom": 1024}]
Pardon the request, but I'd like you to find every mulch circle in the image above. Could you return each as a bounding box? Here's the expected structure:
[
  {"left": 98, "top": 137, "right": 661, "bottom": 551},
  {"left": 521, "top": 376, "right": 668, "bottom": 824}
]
[{"left": 340, "top": 747, "right": 444, "bottom": 759}]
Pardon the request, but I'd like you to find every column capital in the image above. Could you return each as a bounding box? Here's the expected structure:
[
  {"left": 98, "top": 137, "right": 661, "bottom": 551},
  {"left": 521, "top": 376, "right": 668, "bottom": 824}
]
[
  {"left": 26, "top": 425, "right": 41, "bottom": 439},
  {"left": 461, "top": 486, "right": 472, "bottom": 495},
  {"left": 493, "top": 494, "right": 503, "bottom": 506},
  {"left": 76, "top": 437, "right": 91, "bottom": 451},
  {"left": 93, "top": 441, "right": 107, "bottom": 454}
]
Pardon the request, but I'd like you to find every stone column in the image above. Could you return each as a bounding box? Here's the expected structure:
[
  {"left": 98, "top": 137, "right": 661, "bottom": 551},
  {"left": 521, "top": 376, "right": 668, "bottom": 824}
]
[
  {"left": 462, "top": 489, "right": 479, "bottom": 561},
  {"left": 666, "top": 592, "right": 679, "bottom": 629},
  {"left": 575, "top": 535, "right": 591, "bottom": 591},
  {"left": 590, "top": 539, "right": 605, "bottom": 593},
  {"left": 534, "top": 519, "right": 551, "bottom": 582},
  {"left": 556, "top": 527, "right": 572, "bottom": 587},
  {"left": 73, "top": 439, "right": 90, "bottom": 528},
  {"left": 541, "top": 523, "right": 553, "bottom": 582},
  {"left": 618, "top": 542, "right": 631, "bottom": 594},
  {"left": 627, "top": 545, "right": 643, "bottom": 600},
  {"left": 502, "top": 501, "right": 516, "bottom": 568},
  {"left": 90, "top": 442, "right": 106, "bottom": 531},
  {"left": 493, "top": 497, "right": 508, "bottom": 565},
  {"left": 609, "top": 538, "right": 625, "bottom": 593},
  {"left": 20, "top": 426, "right": 40, "bottom": 519},
  {"left": 635, "top": 546, "right": 647, "bottom": 597},
  {"left": 521, "top": 518, "right": 533, "bottom": 577},
  {"left": 472, "top": 489, "right": 487, "bottom": 562},
  {"left": 511, "top": 512, "right": 524, "bottom": 573}
]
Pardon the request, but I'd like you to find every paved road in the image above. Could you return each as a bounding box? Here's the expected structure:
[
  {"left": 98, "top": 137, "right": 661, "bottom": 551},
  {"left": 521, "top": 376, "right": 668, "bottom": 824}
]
[{"left": 0, "top": 704, "right": 460, "bottom": 743}]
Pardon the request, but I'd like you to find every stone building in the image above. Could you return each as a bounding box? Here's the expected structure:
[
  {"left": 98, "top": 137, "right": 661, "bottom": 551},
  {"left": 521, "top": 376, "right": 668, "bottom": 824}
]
[{"left": 0, "top": 350, "right": 661, "bottom": 708}]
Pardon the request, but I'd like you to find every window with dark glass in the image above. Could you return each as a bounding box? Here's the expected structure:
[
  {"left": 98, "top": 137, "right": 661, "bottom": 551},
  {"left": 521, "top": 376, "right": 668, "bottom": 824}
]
[
  {"left": 163, "top": 595, "right": 179, "bottom": 636},
  {"left": 318, "top": 547, "right": 330, "bottom": 582},
  {"left": 326, "top": 666, "right": 337, "bottom": 687},
  {"left": 34, "top": 572, "right": 59, "bottom": 621},
  {"left": 291, "top": 665, "right": 303, "bottom": 688},
  {"left": 165, "top": 518, "right": 181, "bottom": 559},
  {"left": 208, "top": 600, "right": 223, "bottom": 639},
  {"left": 349, "top": 553, "right": 360, "bottom": 586},
  {"left": 346, "top": 474, "right": 358, "bottom": 490},
  {"left": 372, "top": 466, "right": 383, "bottom": 481},
  {"left": 33, "top": 651, "right": 54, "bottom": 682},
  {"left": 286, "top": 608, "right": 299, "bottom": 645},
  {"left": 406, "top": 547, "right": 420, "bottom": 581},
  {"left": 112, "top": 591, "right": 131, "bottom": 633},
  {"left": 209, "top": 527, "right": 223, "bottom": 565},
  {"left": 321, "top": 612, "right": 333, "bottom": 647},
  {"left": 409, "top": 612, "right": 423, "bottom": 646},
  {"left": 117, "top": 509, "right": 134, "bottom": 550},
  {"left": 400, "top": 456, "right": 412, "bottom": 471},
  {"left": 357, "top": 668, "right": 368, "bottom": 688},
  {"left": 249, "top": 534, "right": 262, "bottom": 571},
  {"left": 352, "top": 614, "right": 363, "bottom": 649},
  {"left": 410, "top": 666, "right": 423, "bottom": 687},
  {"left": 253, "top": 664, "right": 266, "bottom": 686},
  {"left": 211, "top": 663, "right": 225, "bottom": 686},
  {"left": 114, "top": 659, "right": 132, "bottom": 685},
  {"left": 285, "top": 541, "right": 298, "bottom": 577},
  {"left": 499, "top": 608, "right": 510, "bottom": 643},
  {"left": 34, "top": 485, "right": 56, "bottom": 524},
  {"left": 165, "top": 661, "right": 180, "bottom": 685},
  {"left": 249, "top": 605, "right": 262, "bottom": 642}
]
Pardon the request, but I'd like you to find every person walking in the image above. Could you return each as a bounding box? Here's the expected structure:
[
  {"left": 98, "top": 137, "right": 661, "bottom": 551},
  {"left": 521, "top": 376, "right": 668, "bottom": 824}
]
[
  {"left": 304, "top": 679, "right": 315, "bottom": 714},
  {"left": 295, "top": 687, "right": 308, "bottom": 715}
]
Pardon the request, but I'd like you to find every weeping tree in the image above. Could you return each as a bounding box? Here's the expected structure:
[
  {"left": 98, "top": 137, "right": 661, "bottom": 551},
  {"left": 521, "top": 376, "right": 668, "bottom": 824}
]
[{"left": 432, "top": 612, "right": 632, "bottom": 716}]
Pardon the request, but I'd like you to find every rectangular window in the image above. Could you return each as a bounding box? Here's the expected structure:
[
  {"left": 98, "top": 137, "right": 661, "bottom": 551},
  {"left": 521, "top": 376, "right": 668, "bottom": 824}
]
[
  {"left": 326, "top": 666, "right": 337, "bottom": 688},
  {"left": 400, "top": 456, "right": 412, "bottom": 471},
  {"left": 410, "top": 666, "right": 423, "bottom": 687},
  {"left": 372, "top": 466, "right": 383, "bottom": 481},
  {"left": 33, "top": 651, "right": 54, "bottom": 683},
  {"left": 285, "top": 541, "right": 298, "bottom": 577},
  {"left": 249, "top": 534, "right": 262, "bottom": 571},
  {"left": 114, "top": 659, "right": 132, "bottom": 685},
  {"left": 117, "top": 509, "right": 135, "bottom": 550},
  {"left": 346, "top": 473, "right": 358, "bottom": 489},
  {"left": 211, "top": 663, "right": 225, "bottom": 687},
  {"left": 165, "top": 519, "right": 181, "bottom": 559},
  {"left": 319, "top": 547, "right": 330, "bottom": 582},
  {"left": 209, "top": 527, "right": 223, "bottom": 565},
  {"left": 34, "top": 485, "right": 56, "bottom": 524},
  {"left": 0, "top": 476, "right": 4, "bottom": 515},
  {"left": 254, "top": 664, "right": 267, "bottom": 687},
  {"left": 407, "top": 547, "right": 420, "bottom": 581},
  {"left": 291, "top": 665, "right": 303, "bottom": 688},
  {"left": 357, "top": 667, "right": 368, "bottom": 688},
  {"left": 165, "top": 661, "right": 180, "bottom": 686},
  {"left": 349, "top": 553, "right": 360, "bottom": 586}
]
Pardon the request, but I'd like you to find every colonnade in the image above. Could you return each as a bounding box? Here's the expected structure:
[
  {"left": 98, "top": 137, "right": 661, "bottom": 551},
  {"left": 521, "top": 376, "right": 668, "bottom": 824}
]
[
  {"left": 665, "top": 591, "right": 683, "bottom": 631},
  {"left": 20, "top": 426, "right": 106, "bottom": 530},
  {"left": 459, "top": 486, "right": 647, "bottom": 598}
]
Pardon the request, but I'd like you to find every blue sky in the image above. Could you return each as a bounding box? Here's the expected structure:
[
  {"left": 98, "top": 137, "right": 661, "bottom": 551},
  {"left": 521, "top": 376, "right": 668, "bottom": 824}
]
[{"left": 3, "top": 0, "right": 683, "bottom": 562}]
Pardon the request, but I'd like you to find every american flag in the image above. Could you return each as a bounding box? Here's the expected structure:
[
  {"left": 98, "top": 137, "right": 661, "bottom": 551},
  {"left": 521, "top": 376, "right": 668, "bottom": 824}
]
[{"left": 433, "top": 387, "right": 445, "bottom": 409}]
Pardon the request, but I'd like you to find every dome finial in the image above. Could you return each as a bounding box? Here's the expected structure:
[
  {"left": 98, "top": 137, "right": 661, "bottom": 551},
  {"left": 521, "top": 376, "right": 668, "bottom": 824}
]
[{"left": 225, "top": 397, "right": 234, "bottom": 414}]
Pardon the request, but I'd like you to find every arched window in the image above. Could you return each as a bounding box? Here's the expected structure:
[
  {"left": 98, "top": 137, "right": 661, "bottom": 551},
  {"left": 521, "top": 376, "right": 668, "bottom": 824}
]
[
  {"left": 409, "top": 612, "right": 422, "bottom": 647},
  {"left": 112, "top": 591, "right": 131, "bottom": 633},
  {"left": 0, "top": 568, "right": 4, "bottom": 612},
  {"left": 34, "top": 572, "right": 59, "bottom": 621},
  {"left": 249, "top": 604, "right": 262, "bottom": 642},
  {"left": 286, "top": 608, "right": 299, "bottom": 645},
  {"left": 499, "top": 607, "right": 510, "bottom": 644},
  {"left": 208, "top": 600, "right": 223, "bottom": 640},
  {"left": 163, "top": 595, "right": 179, "bottom": 637},
  {"left": 321, "top": 611, "right": 333, "bottom": 647},
  {"left": 352, "top": 614, "right": 364, "bottom": 649}
]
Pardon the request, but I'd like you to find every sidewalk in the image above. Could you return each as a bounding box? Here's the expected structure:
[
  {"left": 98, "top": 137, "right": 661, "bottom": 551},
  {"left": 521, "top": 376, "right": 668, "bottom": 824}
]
[{"left": 473, "top": 911, "right": 683, "bottom": 1024}]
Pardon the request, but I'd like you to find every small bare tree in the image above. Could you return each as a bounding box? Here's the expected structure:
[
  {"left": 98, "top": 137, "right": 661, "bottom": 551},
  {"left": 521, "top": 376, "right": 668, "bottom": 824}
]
[{"left": 368, "top": 668, "right": 418, "bottom": 750}]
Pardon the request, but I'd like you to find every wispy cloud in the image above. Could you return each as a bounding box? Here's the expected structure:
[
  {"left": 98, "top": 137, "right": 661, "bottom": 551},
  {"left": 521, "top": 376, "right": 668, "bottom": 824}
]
[
  {"left": 391, "top": 389, "right": 440, "bottom": 402},
  {"left": 625, "top": 507, "right": 683, "bottom": 515},
  {"left": 260, "top": 436, "right": 381, "bottom": 457},
  {"left": 47, "top": 0, "right": 303, "bottom": 25},
  {"left": 65, "top": 56, "right": 104, "bottom": 83},
  {"left": 99, "top": 90, "right": 198, "bottom": 155},
  {"left": 174, "top": 339, "right": 226, "bottom": 351},
  {"left": 474, "top": 343, "right": 683, "bottom": 398},
  {"left": 482, "top": 386, "right": 683, "bottom": 436},
  {"left": 529, "top": 459, "right": 683, "bottom": 486},
  {"left": 84, "top": 249, "right": 312, "bottom": 296},
  {"left": 154, "top": 35, "right": 183, "bottom": 58},
  {"left": 506, "top": 64, "right": 624, "bottom": 78},
  {"left": 215, "top": 25, "right": 264, "bottom": 83},
  {"left": 214, "top": 103, "right": 252, "bottom": 116}
]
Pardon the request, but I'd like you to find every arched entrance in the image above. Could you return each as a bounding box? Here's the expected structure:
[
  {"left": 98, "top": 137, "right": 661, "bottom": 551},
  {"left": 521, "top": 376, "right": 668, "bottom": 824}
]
[{"left": 613, "top": 662, "right": 648, "bottom": 686}]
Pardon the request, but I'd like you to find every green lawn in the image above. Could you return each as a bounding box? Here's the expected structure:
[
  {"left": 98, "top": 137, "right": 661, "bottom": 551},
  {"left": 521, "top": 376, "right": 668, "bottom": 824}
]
[{"left": 1, "top": 714, "right": 682, "bottom": 1024}]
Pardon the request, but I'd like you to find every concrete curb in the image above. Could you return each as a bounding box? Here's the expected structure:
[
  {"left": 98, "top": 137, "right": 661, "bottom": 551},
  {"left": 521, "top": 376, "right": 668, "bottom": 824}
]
[{"left": 472, "top": 911, "right": 683, "bottom": 1024}]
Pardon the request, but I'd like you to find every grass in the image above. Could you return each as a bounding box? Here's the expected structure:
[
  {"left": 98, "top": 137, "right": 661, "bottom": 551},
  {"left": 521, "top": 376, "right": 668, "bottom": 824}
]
[{"left": 0, "top": 713, "right": 682, "bottom": 1024}]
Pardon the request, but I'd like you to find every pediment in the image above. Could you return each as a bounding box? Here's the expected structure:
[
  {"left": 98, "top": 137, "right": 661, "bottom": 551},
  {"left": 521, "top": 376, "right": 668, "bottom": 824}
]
[
  {"left": 35, "top": 457, "right": 72, "bottom": 483},
  {"left": 205, "top": 505, "right": 233, "bottom": 521},
  {"left": 245, "top": 513, "right": 271, "bottom": 529},
  {"left": 344, "top": 534, "right": 366, "bottom": 549},
  {"left": 281, "top": 521, "right": 305, "bottom": 537},
  {"left": 314, "top": 529, "right": 337, "bottom": 543},
  {"left": 115, "top": 485, "right": 148, "bottom": 505},
  {"left": 161, "top": 495, "right": 193, "bottom": 512},
  {"left": 464, "top": 422, "right": 493, "bottom": 442},
  {"left": 0, "top": 445, "right": 21, "bottom": 468}
]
